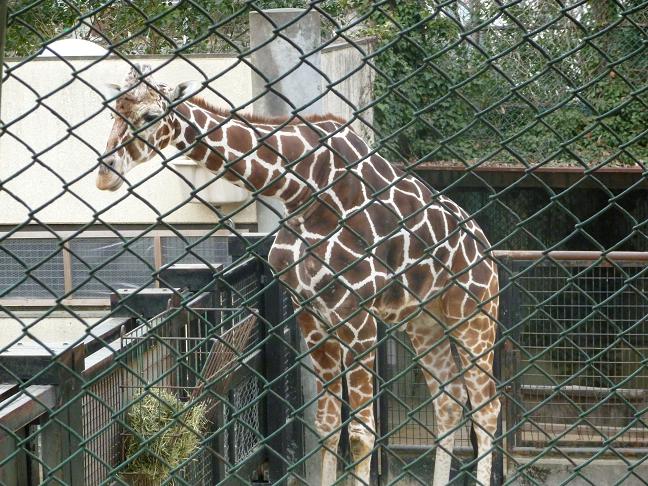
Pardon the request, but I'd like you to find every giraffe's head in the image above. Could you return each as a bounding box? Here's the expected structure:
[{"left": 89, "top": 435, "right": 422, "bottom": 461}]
[{"left": 97, "top": 63, "right": 200, "bottom": 191}]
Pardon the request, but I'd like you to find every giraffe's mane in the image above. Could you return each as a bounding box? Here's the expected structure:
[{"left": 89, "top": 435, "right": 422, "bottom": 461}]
[{"left": 187, "top": 96, "right": 347, "bottom": 126}]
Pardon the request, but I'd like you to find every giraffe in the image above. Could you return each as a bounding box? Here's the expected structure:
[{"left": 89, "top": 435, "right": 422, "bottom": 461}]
[{"left": 96, "top": 64, "right": 501, "bottom": 486}]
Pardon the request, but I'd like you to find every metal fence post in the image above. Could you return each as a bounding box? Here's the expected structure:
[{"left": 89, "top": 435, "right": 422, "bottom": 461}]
[
  {"left": 0, "top": 430, "right": 27, "bottom": 486},
  {"left": 55, "top": 345, "right": 86, "bottom": 485},
  {"left": 492, "top": 256, "right": 510, "bottom": 485},
  {"left": 498, "top": 257, "right": 521, "bottom": 466},
  {"left": 261, "top": 265, "right": 292, "bottom": 482}
]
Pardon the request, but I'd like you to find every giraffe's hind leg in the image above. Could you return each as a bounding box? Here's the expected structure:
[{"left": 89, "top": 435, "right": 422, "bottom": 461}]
[
  {"left": 442, "top": 279, "right": 500, "bottom": 486},
  {"left": 406, "top": 311, "right": 469, "bottom": 486},
  {"left": 451, "top": 312, "right": 500, "bottom": 486}
]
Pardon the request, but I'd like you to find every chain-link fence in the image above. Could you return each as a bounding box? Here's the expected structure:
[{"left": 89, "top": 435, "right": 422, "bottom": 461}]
[{"left": 1, "top": 1, "right": 647, "bottom": 485}]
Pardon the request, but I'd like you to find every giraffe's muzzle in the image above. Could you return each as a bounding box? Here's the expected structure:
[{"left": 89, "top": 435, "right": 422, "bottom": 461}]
[{"left": 96, "top": 155, "right": 125, "bottom": 191}]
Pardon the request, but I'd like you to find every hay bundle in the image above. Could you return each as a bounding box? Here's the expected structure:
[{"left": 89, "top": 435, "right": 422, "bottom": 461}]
[{"left": 122, "top": 390, "right": 207, "bottom": 485}]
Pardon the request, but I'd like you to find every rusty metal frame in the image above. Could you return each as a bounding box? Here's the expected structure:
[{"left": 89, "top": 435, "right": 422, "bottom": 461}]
[{"left": 492, "top": 250, "right": 648, "bottom": 262}]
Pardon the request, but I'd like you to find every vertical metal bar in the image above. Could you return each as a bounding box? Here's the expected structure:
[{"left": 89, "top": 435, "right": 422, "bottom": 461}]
[
  {"left": 56, "top": 345, "right": 85, "bottom": 485},
  {"left": 62, "top": 242, "right": 73, "bottom": 296},
  {"left": 500, "top": 258, "right": 522, "bottom": 457},
  {"left": 376, "top": 317, "right": 388, "bottom": 484},
  {"left": 261, "top": 266, "right": 287, "bottom": 481},
  {"left": 492, "top": 256, "right": 509, "bottom": 485},
  {"left": 0, "top": 0, "right": 7, "bottom": 112},
  {"left": 153, "top": 235, "right": 163, "bottom": 288},
  {"left": 0, "top": 430, "right": 28, "bottom": 486},
  {"left": 211, "top": 276, "right": 228, "bottom": 483}
]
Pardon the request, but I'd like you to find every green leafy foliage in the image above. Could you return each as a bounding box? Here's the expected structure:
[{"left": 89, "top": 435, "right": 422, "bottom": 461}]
[
  {"left": 5, "top": 0, "right": 646, "bottom": 165},
  {"left": 368, "top": 1, "right": 648, "bottom": 166},
  {"left": 6, "top": 0, "right": 253, "bottom": 55},
  {"left": 5, "top": 1, "right": 345, "bottom": 56}
]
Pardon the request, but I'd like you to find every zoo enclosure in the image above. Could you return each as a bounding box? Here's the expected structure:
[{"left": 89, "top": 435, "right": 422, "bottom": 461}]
[
  {"left": 1, "top": 1, "right": 647, "bottom": 485},
  {"left": 1, "top": 246, "right": 646, "bottom": 484}
]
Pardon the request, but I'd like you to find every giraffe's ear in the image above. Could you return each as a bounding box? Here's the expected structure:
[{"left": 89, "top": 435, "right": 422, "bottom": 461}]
[
  {"left": 170, "top": 81, "right": 202, "bottom": 103},
  {"left": 98, "top": 83, "right": 122, "bottom": 101}
]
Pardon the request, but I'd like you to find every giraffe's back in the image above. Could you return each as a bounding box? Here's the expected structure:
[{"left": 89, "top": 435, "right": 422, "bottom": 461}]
[{"left": 268, "top": 121, "right": 495, "bottom": 323}]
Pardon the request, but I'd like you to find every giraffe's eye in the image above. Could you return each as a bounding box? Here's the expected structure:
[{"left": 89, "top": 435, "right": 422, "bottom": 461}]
[{"left": 142, "top": 113, "right": 158, "bottom": 124}]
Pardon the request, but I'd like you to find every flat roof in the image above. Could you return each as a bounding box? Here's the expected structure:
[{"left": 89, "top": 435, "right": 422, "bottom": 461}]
[{"left": 0, "top": 312, "right": 101, "bottom": 351}]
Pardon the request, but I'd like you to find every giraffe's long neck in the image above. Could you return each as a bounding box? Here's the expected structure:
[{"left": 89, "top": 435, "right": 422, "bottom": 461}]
[{"left": 170, "top": 102, "right": 311, "bottom": 209}]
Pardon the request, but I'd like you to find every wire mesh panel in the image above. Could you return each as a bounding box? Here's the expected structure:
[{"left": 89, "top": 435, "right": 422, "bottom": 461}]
[
  {"left": 161, "top": 235, "right": 230, "bottom": 267},
  {"left": 83, "top": 365, "right": 122, "bottom": 485},
  {"left": 224, "top": 376, "right": 262, "bottom": 466},
  {"left": 505, "top": 258, "right": 648, "bottom": 452},
  {"left": 381, "top": 335, "right": 473, "bottom": 449},
  {"left": 70, "top": 237, "right": 156, "bottom": 298},
  {"left": 0, "top": 239, "right": 65, "bottom": 299},
  {"left": 1, "top": 1, "right": 647, "bottom": 486}
]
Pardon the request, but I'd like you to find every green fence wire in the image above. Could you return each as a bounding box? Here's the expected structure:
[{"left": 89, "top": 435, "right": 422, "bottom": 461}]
[{"left": 0, "top": 1, "right": 647, "bottom": 485}]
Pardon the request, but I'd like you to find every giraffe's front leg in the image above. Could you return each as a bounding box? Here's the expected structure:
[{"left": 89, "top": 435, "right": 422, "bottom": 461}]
[
  {"left": 337, "top": 313, "right": 378, "bottom": 486},
  {"left": 297, "top": 309, "right": 343, "bottom": 486}
]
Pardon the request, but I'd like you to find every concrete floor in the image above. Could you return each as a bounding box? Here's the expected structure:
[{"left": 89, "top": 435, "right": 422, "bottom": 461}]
[{"left": 508, "top": 458, "right": 648, "bottom": 486}]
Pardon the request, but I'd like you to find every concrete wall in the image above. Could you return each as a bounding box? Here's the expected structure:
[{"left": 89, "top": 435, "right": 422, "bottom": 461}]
[
  {"left": 0, "top": 41, "right": 376, "bottom": 227},
  {"left": 321, "top": 38, "right": 375, "bottom": 142}
]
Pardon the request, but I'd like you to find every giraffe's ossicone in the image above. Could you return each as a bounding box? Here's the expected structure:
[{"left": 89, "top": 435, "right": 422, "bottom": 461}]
[{"left": 97, "top": 64, "right": 500, "bottom": 486}]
